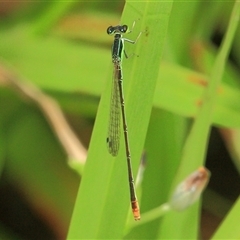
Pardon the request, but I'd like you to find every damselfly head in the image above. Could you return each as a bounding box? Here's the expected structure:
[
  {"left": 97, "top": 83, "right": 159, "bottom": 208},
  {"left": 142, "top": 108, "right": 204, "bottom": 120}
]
[{"left": 107, "top": 25, "right": 128, "bottom": 35}]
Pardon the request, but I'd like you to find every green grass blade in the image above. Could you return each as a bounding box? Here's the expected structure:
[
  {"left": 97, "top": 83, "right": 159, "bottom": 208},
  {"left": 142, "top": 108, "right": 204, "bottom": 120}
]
[
  {"left": 179, "top": 0, "right": 240, "bottom": 179},
  {"left": 126, "top": 109, "right": 186, "bottom": 239},
  {"left": 211, "top": 197, "right": 240, "bottom": 239},
  {"left": 2, "top": 20, "right": 240, "bottom": 129},
  {"left": 163, "top": 0, "right": 240, "bottom": 194},
  {"left": 158, "top": 1, "right": 240, "bottom": 239},
  {"left": 67, "top": 1, "right": 173, "bottom": 239},
  {"left": 155, "top": 62, "right": 240, "bottom": 128}
]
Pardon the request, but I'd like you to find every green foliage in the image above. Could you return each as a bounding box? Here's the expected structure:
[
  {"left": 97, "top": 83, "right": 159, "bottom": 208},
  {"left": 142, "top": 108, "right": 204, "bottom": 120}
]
[
  {"left": 67, "top": 1, "right": 173, "bottom": 239},
  {"left": 0, "top": 1, "right": 240, "bottom": 239}
]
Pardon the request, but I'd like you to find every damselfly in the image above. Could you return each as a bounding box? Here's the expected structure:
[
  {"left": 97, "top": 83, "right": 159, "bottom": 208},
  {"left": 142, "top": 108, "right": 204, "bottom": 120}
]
[{"left": 106, "top": 22, "right": 142, "bottom": 221}]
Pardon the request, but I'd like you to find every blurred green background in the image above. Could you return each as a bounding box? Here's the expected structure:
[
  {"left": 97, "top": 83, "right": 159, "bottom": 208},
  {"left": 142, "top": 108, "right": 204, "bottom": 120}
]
[{"left": 0, "top": 1, "right": 240, "bottom": 239}]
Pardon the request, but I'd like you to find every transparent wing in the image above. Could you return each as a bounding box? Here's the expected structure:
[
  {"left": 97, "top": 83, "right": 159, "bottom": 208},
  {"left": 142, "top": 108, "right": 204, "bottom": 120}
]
[{"left": 107, "top": 65, "right": 121, "bottom": 156}]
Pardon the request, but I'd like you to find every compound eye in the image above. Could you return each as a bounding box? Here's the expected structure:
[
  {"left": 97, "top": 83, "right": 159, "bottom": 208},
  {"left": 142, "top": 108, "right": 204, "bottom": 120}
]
[
  {"left": 107, "top": 26, "right": 114, "bottom": 34},
  {"left": 121, "top": 25, "right": 128, "bottom": 33}
]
